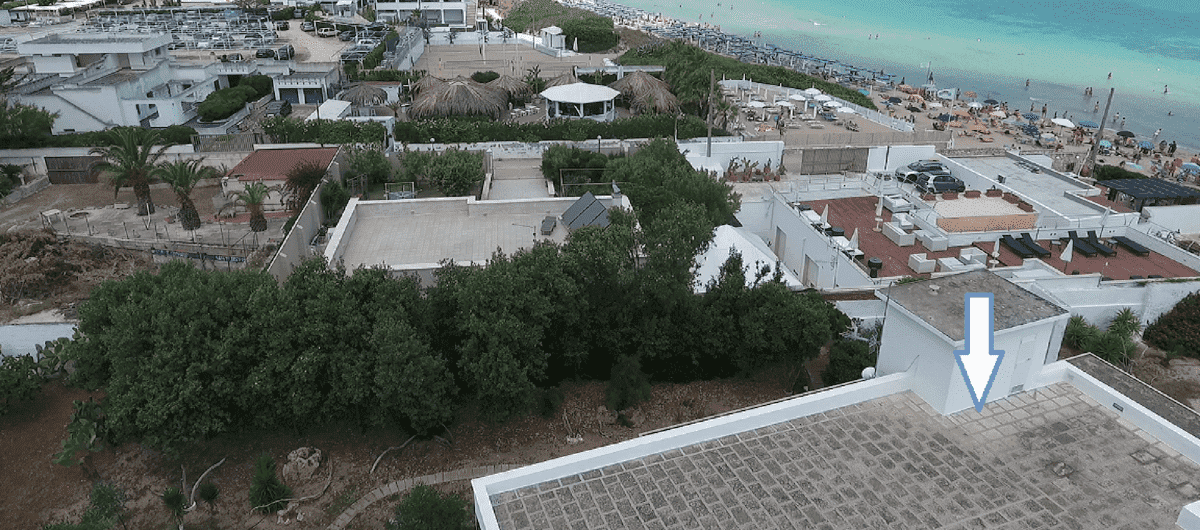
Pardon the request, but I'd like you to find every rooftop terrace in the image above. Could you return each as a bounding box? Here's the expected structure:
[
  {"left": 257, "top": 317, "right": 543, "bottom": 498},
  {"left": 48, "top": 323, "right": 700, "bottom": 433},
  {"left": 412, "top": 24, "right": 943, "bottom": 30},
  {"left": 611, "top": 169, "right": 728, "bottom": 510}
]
[{"left": 489, "top": 383, "right": 1198, "bottom": 529}]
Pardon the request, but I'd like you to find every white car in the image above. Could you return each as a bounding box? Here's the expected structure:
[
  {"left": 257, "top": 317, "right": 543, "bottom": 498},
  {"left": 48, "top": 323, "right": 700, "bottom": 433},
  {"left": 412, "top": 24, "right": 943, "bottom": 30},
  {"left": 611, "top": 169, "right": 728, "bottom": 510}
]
[{"left": 317, "top": 27, "right": 337, "bottom": 38}]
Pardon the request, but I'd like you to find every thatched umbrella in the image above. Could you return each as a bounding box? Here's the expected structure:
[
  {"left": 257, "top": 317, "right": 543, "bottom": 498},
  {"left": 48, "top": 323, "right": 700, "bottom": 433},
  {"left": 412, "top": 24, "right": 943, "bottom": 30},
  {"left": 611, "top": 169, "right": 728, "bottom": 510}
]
[
  {"left": 342, "top": 82, "right": 387, "bottom": 106},
  {"left": 608, "top": 71, "right": 679, "bottom": 114},
  {"left": 487, "top": 75, "right": 532, "bottom": 99},
  {"left": 413, "top": 75, "right": 447, "bottom": 95},
  {"left": 410, "top": 77, "right": 506, "bottom": 120},
  {"left": 544, "top": 71, "right": 580, "bottom": 88}
]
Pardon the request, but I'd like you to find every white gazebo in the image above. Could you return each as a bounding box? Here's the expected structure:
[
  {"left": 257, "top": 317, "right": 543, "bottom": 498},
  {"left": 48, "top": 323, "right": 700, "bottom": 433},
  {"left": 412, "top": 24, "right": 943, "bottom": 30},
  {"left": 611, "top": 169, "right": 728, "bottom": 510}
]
[
  {"left": 540, "top": 26, "right": 566, "bottom": 49},
  {"left": 540, "top": 83, "right": 621, "bottom": 122}
]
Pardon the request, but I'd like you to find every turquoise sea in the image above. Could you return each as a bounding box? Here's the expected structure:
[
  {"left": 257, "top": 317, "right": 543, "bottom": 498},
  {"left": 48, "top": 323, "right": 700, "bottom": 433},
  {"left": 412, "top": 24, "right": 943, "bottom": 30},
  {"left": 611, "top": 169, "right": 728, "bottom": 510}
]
[{"left": 609, "top": 0, "right": 1200, "bottom": 152}]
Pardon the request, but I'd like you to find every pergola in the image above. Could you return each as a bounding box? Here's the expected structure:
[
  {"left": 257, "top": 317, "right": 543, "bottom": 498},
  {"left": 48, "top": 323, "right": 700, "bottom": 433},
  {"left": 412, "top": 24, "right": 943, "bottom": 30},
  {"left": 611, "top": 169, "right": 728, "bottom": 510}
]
[
  {"left": 539, "top": 83, "right": 620, "bottom": 122},
  {"left": 1099, "top": 178, "right": 1200, "bottom": 211}
]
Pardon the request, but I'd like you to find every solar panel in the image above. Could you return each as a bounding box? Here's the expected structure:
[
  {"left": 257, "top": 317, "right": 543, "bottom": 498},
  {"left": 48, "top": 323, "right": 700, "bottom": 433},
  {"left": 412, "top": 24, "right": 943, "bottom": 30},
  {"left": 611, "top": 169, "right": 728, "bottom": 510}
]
[
  {"left": 561, "top": 192, "right": 610, "bottom": 231},
  {"left": 1099, "top": 179, "right": 1200, "bottom": 200}
]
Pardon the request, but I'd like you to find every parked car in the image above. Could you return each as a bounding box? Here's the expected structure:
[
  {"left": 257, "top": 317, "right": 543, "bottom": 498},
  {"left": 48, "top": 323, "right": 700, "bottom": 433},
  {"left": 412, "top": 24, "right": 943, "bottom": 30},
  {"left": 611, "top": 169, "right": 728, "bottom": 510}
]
[
  {"left": 275, "top": 20, "right": 289, "bottom": 30},
  {"left": 263, "top": 100, "right": 292, "bottom": 118},
  {"left": 895, "top": 159, "right": 950, "bottom": 183},
  {"left": 338, "top": 31, "right": 355, "bottom": 41},
  {"left": 317, "top": 27, "right": 337, "bottom": 37},
  {"left": 275, "top": 44, "right": 295, "bottom": 60},
  {"left": 301, "top": 21, "right": 315, "bottom": 31},
  {"left": 255, "top": 47, "right": 276, "bottom": 58},
  {"left": 914, "top": 173, "right": 966, "bottom": 194}
]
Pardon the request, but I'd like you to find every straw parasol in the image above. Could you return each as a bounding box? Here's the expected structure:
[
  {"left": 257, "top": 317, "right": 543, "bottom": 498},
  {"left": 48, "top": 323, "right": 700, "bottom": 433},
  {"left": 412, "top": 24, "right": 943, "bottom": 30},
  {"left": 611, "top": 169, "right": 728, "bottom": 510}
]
[
  {"left": 410, "top": 76, "right": 506, "bottom": 120},
  {"left": 544, "top": 71, "right": 580, "bottom": 88},
  {"left": 413, "top": 75, "right": 448, "bottom": 95},
  {"left": 487, "top": 75, "right": 532, "bottom": 99},
  {"left": 342, "top": 82, "right": 387, "bottom": 107},
  {"left": 607, "top": 71, "right": 679, "bottom": 114}
]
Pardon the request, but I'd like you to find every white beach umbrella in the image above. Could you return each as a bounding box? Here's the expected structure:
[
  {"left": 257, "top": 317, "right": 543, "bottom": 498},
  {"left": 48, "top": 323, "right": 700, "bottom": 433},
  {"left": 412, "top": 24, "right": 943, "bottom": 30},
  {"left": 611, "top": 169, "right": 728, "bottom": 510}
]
[
  {"left": 990, "top": 110, "right": 1007, "bottom": 118},
  {"left": 804, "top": 87, "right": 822, "bottom": 96},
  {"left": 823, "top": 100, "right": 842, "bottom": 108},
  {"left": 819, "top": 204, "right": 829, "bottom": 225},
  {"left": 967, "top": 101, "right": 983, "bottom": 109},
  {"left": 788, "top": 94, "right": 807, "bottom": 101},
  {"left": 777, "top": 100, "right": 795, "bottom": 107},
  {"left": 1051, "top": 117, "right": 1075, "bottom": 128},
  {"left": 849, "top": 228, "right": 860, "bottom": 250},
  {"left": 813, "top": 94, "right": 832, "bottom": 102},
  {"left": 1060, "top": 239, "right": 1074, "bottom": 265},
  {"left": 747, "top": 100, "right": 767, "bottom": 108},
  {"left": 836, "top": 106, "right": 857, "bottom": 114}
]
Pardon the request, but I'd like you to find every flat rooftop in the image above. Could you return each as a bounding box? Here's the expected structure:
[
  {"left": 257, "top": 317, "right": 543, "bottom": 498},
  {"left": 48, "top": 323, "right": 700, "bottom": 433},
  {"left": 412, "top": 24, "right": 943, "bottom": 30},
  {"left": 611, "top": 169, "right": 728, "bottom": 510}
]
[
  {"left": 952, "top": 157, "right": 1098, "bottom": 218},
  {"left": 490, "top": 383, "right": 1198, "bottom": 529},
  {"left": 885, "top": 269, "right": 1066, "bottom": 341},
  {"left": 803, "top": 195, "right": 1198, "bottom": 280}
]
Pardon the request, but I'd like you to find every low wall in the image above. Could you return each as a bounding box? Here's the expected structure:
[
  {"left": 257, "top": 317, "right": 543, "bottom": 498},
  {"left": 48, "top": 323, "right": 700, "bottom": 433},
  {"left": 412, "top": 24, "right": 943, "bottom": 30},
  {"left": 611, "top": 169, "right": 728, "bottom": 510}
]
[
  {"left": 3, "top": 176, "right": 50, "bottom": 205},
  {"left": 266, "top": 180, "right": 326, "bottom": 281}
]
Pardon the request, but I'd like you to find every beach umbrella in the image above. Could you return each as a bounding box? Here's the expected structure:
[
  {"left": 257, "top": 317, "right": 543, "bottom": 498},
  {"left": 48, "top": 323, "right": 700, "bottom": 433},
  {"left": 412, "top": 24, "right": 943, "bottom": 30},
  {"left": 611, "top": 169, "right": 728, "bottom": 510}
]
[
  {"left": 413, "top": 75, "right": 448, "bottom": 95},
  {"left": 1181, "top": 163, "right": 1200, "bottom": 174},
  {"left": 747, "top": 100, "right": 767, "bottom": 108},
  {"left": 823, "top": 100, "right": 842, "bottom": 108},
  {"left": 849, "top": 228, "right": 860, "bottom": 250},
  {"left": 990, "top": 110, "right": 1007, "bottom": 118},
  {"left": 967, "top": 101, "right": 983, "bottom": 109},
  {"left": 1051, "top": 118, "right": 1075, "bottom": 128},
  {"left": 804, "top": 87, "right": 822, "bottom": 96},
  {"left": 608, "top": 71, "right": 679, "bottom": 114},
  {"left": 819, "top": 204, "right": 829, "bottom": 225},
  {"left": 858, "top": 89, "right": 870, "bottom": 96},
  {"left": 342, "top": 82, "right": 387, "bottom": 107},
  {"left": 836, "top": 106, "right": 857, "bottom": 114},
  {"left": 1022, "top": 112, "right": 1039, "bottom": 120},
  {"left": 1099, "top": 140, "right": 1112, "bottom": 148},
  {"left": 964, "top": 90, "right": 977, "bottom": 99},
  {"left": 813, "top": 94, "right": 832, "bottom": 102},
  {"left": 1138, "top": 141, "right": 1153, "bottom": 149},
  {"left": 1116, "top": 130, "right": 1135, "bottom": 138},
  {"left": 953, "top": 109, "right": 972, "bottom": 118},
  {"left": 409, "top": 76, "right": 506, "bottom": 120},
  {"left": 1126, "top": 162, "right": 1144, "bottom": 170},
  {"left": 984, "top": 99, "right": 999, "bottom": 105},
  {"left": 1060, "top": 239, "right": 1073, "bottom": 265},
  {"left": 777, "top": 100, "right": 794, "bottom": 107},
  {"left": 544, "top": 71, "right": 581, "bottom": 88},
  {"left": 1077, "top": 120, "right": 1099, "bottom": 129},
  {"left": 789, "top": 94, "right": 808, "bottom": 101},
  {"left": 887, "top": 96, "right": 902, "bottom": 104}
]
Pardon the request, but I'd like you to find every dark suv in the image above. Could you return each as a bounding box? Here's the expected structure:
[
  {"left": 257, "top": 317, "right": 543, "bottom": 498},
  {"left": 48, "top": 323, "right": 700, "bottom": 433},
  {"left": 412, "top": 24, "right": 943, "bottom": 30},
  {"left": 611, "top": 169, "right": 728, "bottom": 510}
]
[
  {"left": 896, "top": 159, "right": 951, "bottom": 183},
  {"left": 263, "top": 100, "right": 292, "bottom": 118},
  {"left": 914, "top": 173, "right": 966, "bottom": 194}
]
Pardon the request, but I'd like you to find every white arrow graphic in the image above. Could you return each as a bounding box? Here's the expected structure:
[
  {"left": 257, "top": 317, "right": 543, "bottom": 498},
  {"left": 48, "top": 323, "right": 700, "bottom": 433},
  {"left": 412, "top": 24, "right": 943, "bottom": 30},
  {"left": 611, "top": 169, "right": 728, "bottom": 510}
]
[{"left": 953, "top": 293, "right": 1005, "bottom": 412}]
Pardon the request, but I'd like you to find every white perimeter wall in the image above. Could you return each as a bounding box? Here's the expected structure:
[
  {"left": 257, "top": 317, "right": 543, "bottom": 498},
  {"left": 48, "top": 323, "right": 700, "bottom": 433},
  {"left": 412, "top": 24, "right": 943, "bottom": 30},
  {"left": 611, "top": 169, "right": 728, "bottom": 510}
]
[
  {"left": 866, "top": 145, "right": 936, "bottom": 173},
  {"left": 1143, "top": 205, "right": 1200, "bottom": 235}
]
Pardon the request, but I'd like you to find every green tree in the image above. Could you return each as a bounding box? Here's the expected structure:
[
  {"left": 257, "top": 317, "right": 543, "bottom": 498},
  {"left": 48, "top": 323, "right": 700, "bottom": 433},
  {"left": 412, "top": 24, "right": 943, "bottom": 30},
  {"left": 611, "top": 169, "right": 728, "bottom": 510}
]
[
  {"left": 153, "top": 159, "right": 215, "bottom": 231},
  {"left": 385, "top": 484, "right": 472, "bottom": 530},
  {"left": 320, "top": 179, "right": 350, "bottom": 221},
  {"left": 52, "top": 400, "right": 105, "bottom": 478},
  {"left": 228, "top": 182, "right": 277, "bottom": 232},
  {"left": 0, "top": 101, "right": 56, "bottom": 148},
  {"left": 823, "top": 339, "right": 877, "bottom": 386},
  {"left": 283, "top": 159, "right": 327, "bottom": 212},
  {"left": 605, "top": 355, "right": 651, "bottom": 411},
  {"left": 90, "top": 127, "right": 171, "bottom": 216},
  {"left": 345, "top": 146, "right": 394, "bottom": 187},
  {"left": 0, "top": 351, "right": 43, "bottom": 415},
  {"left": 428, "top": 149, "right": 484, "bottom": 196}
]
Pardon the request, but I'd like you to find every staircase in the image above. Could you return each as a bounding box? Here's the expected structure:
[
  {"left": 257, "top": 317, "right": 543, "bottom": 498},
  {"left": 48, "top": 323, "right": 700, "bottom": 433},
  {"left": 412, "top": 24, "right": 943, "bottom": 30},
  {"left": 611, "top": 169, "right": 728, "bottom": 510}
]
[{"left": 465, "top": 0, "right": 479, "bottom": 28}]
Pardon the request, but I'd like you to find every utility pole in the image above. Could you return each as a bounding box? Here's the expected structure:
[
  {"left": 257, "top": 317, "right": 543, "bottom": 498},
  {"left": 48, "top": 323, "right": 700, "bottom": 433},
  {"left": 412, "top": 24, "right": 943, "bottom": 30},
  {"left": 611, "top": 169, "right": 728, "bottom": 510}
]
[
  {"left": 706, "top": 69, "right": 714, "bottom": 158},
  {"left": 1083, "top": 88, "right": 1115, "bottom": 178}
]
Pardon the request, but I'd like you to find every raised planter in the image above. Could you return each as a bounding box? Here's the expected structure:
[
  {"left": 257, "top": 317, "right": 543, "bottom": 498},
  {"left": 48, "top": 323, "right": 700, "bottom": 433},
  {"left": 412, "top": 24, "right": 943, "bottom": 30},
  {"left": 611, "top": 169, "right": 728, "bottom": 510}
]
[
  {"left": 922, "top": 193, "right": 937, "bottom": 202},
  {"left": 1018, "top": 201, "right": 1035, "bottom": 212},
  {"left": 1002, "top": 193, "right": 1019, "bottom": 203},
  {"left": 964, "top": 190, "right": 981, "bottom": 198},
  {"left": 942, "top": 192, "right": 958, "bottom": 200},
  {"left": 985, "top": 189, "right": 1003, "bottom": 197}
]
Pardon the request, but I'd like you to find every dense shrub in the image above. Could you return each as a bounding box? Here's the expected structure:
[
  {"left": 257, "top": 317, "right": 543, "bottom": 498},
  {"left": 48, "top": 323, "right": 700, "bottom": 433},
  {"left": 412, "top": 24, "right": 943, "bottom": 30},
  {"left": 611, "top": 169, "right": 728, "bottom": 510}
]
[
  {"left": 156, "top": 125, "right": 198, "bottom": 145},
  {"left": 1063, "top": 315, "right": 1098, "bottom": 350},
  {"left": 822, "top": 339, "right": 876, "bottom": 386},
  {"left": 427, "top": 149, "right": 484, "bottom": 196},
  {"left": 1145, "top": 292, "right": 1200, "bottom": 356},
  {"left": 43, "top": 482, "right": 125, "bottom": 530},
  {"left": 560, "top": 16, "right": 618, "bottom": 52},
  {"left": 271, "top": 6, "right": 294, "bottom": 19},
  {"left": 394, "top": 114, "right": 720, "bottom": 143},
  {"left": 197, "top": 84, "right": 258, "bottom": 122},
  {"left": 540, "top": 144, "right": 611, "bottom": 192},
  {"left": 345, "top": 147, "right": 394, "bottom": 186},
  {"left": 0, "top": 352, "right": 43, "bottom": 415},
  {"left": 605, "top": 355, "right": 651, "bottom": 411},
  {"left": 1093, "top": 164, "right": 1147, "bottom": 181},
  {"left": 385, "top": 484, "right": 472, "bottom": 530},
  {"left": 263, "top": 116, "right": 388, "bottom": 145},
  {"left": 361, "top": 31, "right": 397, "bottom": 70},
  {"left": 1066, "top": 311, "right": 1139, "bottom": 365},
  {"left": 238, "top": 75, "right": 274, "bottom": 99},
  {"left": 248, "top": 454, "right": 292, "bottom": 513},
  {"left": 470, "top": 70, "right": 500, "bottom": 84},
  {"left": 0, "top": 163, "right": 22, "bottom": 198},
  {"left": 320, "top": 179, "right": 351, "bottom": 220}
]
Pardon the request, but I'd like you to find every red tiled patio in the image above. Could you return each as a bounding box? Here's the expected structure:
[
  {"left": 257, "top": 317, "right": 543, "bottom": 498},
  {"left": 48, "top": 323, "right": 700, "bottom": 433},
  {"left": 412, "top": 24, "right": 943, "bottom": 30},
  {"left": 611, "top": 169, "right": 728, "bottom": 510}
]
[{"left": 801, "top": 196, "right": 1199, "bottom": 281}]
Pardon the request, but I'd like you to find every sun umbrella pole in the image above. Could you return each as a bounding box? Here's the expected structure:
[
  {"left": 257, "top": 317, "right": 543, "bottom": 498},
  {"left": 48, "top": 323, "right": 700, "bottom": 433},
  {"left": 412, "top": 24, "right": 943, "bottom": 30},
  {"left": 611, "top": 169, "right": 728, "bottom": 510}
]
[{"left": 1084, "top": 88, "right": 1115, "bottom": 177}]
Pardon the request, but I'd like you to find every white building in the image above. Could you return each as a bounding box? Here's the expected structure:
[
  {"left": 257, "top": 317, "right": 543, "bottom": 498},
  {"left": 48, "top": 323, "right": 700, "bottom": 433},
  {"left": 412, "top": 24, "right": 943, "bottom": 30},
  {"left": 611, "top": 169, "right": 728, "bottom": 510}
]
[
  {"left": 370, "top": 0, "right": 478, "bottom": 28},
  {"left": 9, "top": 33, "right": 218, "bottom": 133}
]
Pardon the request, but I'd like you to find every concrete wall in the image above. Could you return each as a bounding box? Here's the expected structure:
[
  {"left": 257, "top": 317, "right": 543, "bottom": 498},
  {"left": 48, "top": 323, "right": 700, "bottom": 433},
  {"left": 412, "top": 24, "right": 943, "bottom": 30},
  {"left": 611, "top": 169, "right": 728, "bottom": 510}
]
[
  {"left": 738, "top": 193, "right": 873, "bottom": 288},
  {"left": 867, "top": 145, "right": 936, "bottom": 173},
  {"left": 680, "top": 140, "right": 783, "bottom": 174},
  {"left": 266, "top": 179, "right": 327, "bottom": 281},
  {"left": 1143, "top": 205, "right": 1200, "bottom": 234},
  {"left": 1022, "top": 276, "right": 1200, "bottom": 328}
]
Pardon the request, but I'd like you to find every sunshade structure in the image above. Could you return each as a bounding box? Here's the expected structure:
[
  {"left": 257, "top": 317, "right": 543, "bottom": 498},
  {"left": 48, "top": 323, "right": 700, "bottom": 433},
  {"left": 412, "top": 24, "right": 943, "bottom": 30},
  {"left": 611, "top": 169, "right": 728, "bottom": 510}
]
[
  {"left": 1116, "top": 130, "right": 1136, "bottom": 138},
  {"left": 410, "top": 77, "right": 506, "bottom": 120},
  {"left": 487, "top": 75, "right": 533, "bottom": 100},
  {"left": 607, "top": 71, "right": 679, "bottom": 114},
  {"left": 1051, "top": 118, "right": 1075, "bottom": 128},
  {"left": 413, "top": 75, "right": 447, "bottom": 95},
  {"left": 1077, "top": 120, "right": 1100, "bottom": 129},
  {"left": 544, "top": 71, "right": 581, "bottom": 88},
  {"left": 341, "top": 82, "right": 387, "bottom": 116},
  {"left": 540, "top": 82, "right": 621, "bottom": 122},
  {"left": 1098, "top": 178, "right": 1200, "bottom": 211}
]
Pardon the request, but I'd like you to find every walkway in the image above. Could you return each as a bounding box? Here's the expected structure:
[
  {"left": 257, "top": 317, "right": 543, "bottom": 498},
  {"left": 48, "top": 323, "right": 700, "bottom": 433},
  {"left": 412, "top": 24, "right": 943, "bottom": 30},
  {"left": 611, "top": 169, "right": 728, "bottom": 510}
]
[
  {"left": 489, "top": 158, "right": 550, "bottom": 200},
  {"left": 328, "top": 464, "right": 523, "bottom": 530}
]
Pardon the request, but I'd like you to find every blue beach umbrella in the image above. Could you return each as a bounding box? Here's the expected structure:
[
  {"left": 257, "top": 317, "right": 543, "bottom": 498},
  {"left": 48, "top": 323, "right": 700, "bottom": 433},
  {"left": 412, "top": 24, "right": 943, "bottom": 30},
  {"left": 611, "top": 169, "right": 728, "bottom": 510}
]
[
  {"left": 1022, "top": 112, "right": 1039, "bottom": 120},
  {"left": 1126, "top": 163, "right": 1144, "bottom": 170},
  {"left": 1099, "top": 140, "right": 1112, "bottom": 148},
  {"left": 1077, "top": 120, "right": 1099, "bottom": 129},
  {"left": 858, "top": 89, "right": 870, "bottom": 96},
  {"left": 1182, "top": 163, "right": 1200, "bottom": 174},
  {"left": 1138, "top": 141, "right": 1153, "bottom": 149}
]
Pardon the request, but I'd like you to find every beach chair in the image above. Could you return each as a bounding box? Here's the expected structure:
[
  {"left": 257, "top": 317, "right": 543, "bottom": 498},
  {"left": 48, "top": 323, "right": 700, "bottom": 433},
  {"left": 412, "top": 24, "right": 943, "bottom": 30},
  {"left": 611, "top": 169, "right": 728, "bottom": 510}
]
[
  {"left": 1019, "top": 233, "right": 1051, "bottom": 258},
  {"left": 1066, "top": 231, "right": 1098, "bottom": 257},
  {"left": 1001, "top": 234, "right": 1034, "bottom": 259},
  {"left": 1112, "top": 235, "right": 1150, "bottom": 256},
  {"left": 1086, "top": 230, "right": 1116, "bottom": 257}
]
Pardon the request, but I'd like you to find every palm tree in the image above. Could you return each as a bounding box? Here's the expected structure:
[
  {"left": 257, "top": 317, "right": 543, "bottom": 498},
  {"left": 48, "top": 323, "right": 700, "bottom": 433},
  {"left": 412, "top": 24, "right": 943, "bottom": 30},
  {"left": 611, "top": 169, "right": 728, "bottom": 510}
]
[
  {"left": 154, "top": 159, "right": 215, "bottom": 231},
  {"left": 228, "top": 182, "right": 277, "bottom": 233},
  {"left": 90, "top": 127, "right": 171, "bottom": 216}
]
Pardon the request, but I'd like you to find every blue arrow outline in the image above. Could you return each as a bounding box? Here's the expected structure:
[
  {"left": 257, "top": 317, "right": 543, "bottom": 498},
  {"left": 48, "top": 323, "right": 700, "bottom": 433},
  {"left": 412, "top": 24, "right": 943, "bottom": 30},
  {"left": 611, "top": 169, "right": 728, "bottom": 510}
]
[{"left": 953, "top": 292, "right": 1005, "bottom": 412}]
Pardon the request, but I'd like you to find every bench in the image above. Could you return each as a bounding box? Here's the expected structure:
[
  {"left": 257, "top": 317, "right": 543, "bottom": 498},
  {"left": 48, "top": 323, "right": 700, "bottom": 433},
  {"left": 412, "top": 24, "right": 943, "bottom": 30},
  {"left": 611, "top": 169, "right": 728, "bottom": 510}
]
[
  {"left": 883, "top": 222, "right": 915, "bottom": 246},
  {"left": 1066, "top": 231, "right": 1098, "bottom": 257},
  {"left": 1020, "top": 233, "right": 1051, "bottom": 258},
  {"left": 1086, "top": 230, "right": 1117, "bottom": 257},
  {"left": 1001, "top": 234, "right": 1034, "bottom": 259},
  {"left": 1113, "top": 235, "right": 1150, "bottom": 256},
  {"left": 916, "top": 230, "right": 948, "bottom": 252},
  {"left": 959, "top": 247, "right": 987, "bottom": 265},
  {"left": 908, "top": 253, "right": 936, "bottom": 274}
]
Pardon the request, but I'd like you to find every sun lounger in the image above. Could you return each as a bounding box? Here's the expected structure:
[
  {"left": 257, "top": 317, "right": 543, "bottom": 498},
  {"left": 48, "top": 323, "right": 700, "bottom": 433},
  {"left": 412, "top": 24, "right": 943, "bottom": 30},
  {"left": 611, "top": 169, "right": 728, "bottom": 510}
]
[
  {"left": 1086, "top": 230, "right": 1117, "bottom": 257},
  {"left": 1112, "top": 235, "right": 1150, "bottom": 256},
  {"left": 1020, "top": 233, "right": 1051, "bottom": 258},
  {"left": 1001, "top": 234, "right": 1034, "bottom": 259},
  {"left": 1066, "top": 231, "right": 1098, "bottom": 257}
]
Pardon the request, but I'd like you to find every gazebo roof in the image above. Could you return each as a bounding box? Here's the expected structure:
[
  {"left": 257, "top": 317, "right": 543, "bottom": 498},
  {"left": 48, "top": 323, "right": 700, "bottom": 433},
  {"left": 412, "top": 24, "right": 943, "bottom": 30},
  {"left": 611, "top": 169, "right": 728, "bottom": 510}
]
[
  {"left": 540, "top": 83, "right": 620, "bottom": 105},
  {"left": 542, "top": 26, "right": 562, "bottom": 35}
]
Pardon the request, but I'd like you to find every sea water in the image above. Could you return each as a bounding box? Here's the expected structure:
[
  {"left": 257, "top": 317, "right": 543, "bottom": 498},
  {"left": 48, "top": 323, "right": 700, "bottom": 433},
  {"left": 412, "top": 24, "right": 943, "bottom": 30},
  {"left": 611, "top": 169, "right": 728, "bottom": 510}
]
[{"left": 609, "top": 0, "right": 1200, "bottom": 152}]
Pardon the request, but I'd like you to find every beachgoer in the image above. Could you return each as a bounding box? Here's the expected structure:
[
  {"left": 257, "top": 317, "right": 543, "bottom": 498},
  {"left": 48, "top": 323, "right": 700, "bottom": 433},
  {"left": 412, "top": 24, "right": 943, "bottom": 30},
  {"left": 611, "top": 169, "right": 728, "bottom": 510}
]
[
  {"left": 1120, "top": 118, "right": 1125, "bottom": 128},
  {"left": 1094, "top": 102, "right": 1099, "bottom": 112},
  {"left": 1108, "top": 72, "right": 1112, "bottom": 80},
  {"left": 1164, "top": 85, "right": 1169, "bottom": 94},
  {"left": 1025, "top": 79, "right": 1030, "bottom": 87},
  {"left": 1153, "top": 128, "right": 1161, "bottom": 142},
  {"left": 1169, "top": 141, "right": 1177, "bottom": 155}
]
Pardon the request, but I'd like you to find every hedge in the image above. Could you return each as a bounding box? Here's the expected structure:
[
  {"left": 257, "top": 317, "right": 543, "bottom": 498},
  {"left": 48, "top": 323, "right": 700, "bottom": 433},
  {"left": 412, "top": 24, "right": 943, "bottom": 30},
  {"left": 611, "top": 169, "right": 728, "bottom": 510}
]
[{"left": 394, "top": 114, "right": 723, "bottom": 143}]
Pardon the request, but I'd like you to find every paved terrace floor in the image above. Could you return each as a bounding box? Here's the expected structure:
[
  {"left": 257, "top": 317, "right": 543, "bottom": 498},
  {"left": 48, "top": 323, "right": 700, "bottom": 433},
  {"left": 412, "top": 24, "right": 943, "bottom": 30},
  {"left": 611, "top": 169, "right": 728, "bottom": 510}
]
[
  {"left": 953, "top": 158, "right": 1098, "bottom": 218},
  {"left": 491, "top": 383, "right": 1199, "bottom": 530},
  {"left": 802, "top": 195, "right": 1198, "bottom": 280}
]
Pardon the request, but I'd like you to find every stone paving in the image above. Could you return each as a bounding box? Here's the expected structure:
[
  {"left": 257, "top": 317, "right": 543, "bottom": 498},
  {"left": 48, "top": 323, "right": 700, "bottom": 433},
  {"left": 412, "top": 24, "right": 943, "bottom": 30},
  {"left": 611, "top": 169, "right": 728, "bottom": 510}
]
[{"left": 490, "top": 383, "right": 1200, "bottom": 529}]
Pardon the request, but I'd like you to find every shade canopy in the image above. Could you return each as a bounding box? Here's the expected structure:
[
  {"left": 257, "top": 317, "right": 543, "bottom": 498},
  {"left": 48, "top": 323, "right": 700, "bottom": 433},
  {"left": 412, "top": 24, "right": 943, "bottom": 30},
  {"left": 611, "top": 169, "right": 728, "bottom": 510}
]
[
  {"left": 607, "top": 71, "right": 678, "bottom": 114},
  {"left": 410, "top": 77, "right": 506, "bottom": 119},
  {"left": 342, "top": 82, "right": 387, "bottom": 106},
  {"left": 1099, "top": 178, "right": 1200, "bottom": 200},
  {"left": 487, "top": 75, "right": 533, "bottom": 98},
  {"left": 544, "top": 71, "right": 581, "bottom": 88},
  {"left": 1051, "top": 118, "right": 1075, "bottom": 128},
  {"left": 539, "top": 82, "right": 621, "bottom": 104}
]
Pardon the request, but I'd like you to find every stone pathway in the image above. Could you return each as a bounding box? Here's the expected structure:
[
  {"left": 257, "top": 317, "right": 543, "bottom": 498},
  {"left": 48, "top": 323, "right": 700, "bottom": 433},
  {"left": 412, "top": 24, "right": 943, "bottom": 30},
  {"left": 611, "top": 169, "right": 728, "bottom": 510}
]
[{"left": 327, "top": 464, "right": 523, "bottom": 530}]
